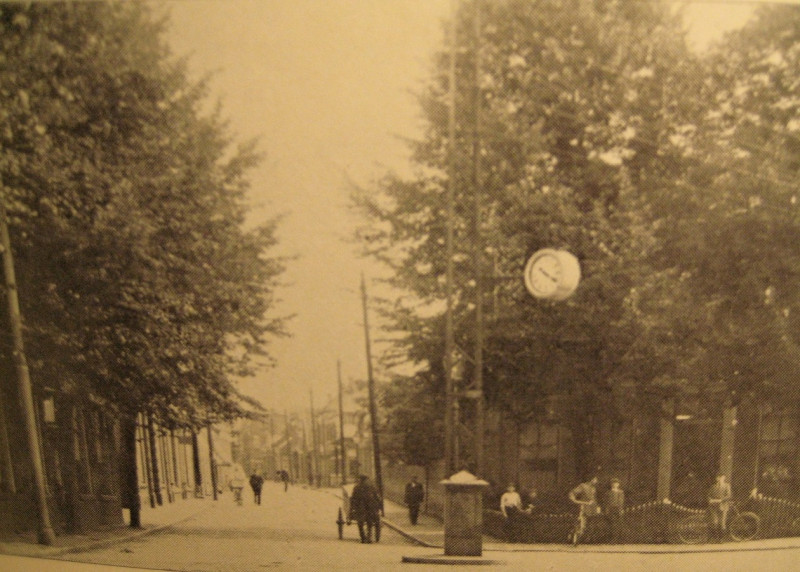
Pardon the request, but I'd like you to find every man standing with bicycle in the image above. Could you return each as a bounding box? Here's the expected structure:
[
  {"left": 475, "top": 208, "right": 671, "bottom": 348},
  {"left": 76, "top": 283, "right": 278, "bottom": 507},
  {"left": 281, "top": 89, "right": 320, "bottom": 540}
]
[
  {"left": 569, "top": 476, "right": 600, "bottom": 544},
  {"left": 708, "top": 473, "right": 732, "bottom": 539}
]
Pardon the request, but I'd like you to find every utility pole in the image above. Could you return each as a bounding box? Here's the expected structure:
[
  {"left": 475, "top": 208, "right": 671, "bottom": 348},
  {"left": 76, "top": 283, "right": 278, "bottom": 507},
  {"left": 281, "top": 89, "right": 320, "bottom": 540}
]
[
  {"left": 309, "top": 389, "right": 319, "bottom": 487},
  {"left": 284, "top": 410, "right": 293, "bottom": 481},
  {"left": 443, "top": 0, "right": 458, "bottom": 478},
  {"left": 337, "top": 360, "right": 347, "bottom": 485},
  {"left": 0, "top": 200, "right": 55, "bottom": 545},
  {"left": 360, "top": 274, "right": 383, "bottom": 506},
  {"left": 471, "top": 0, "right": 485, "bottom": 478},
  {"left": 269, "top": 411, "right": 276, "bottom": 476}
]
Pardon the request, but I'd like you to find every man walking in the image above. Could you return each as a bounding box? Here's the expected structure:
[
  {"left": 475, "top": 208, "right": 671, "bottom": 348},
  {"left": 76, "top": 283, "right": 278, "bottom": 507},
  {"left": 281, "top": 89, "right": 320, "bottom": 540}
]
[
  {"left": 249, "top": 473, "right": 264, "bottom": 505},
  {"left": 404, "top": 475, "right": 425, "bottom": 525},
  {"left": 277, "top": 469, "right": 290, "bottom": 492},
  {"left": 349, "top": 475, "right": 382, "bottom": 543}
]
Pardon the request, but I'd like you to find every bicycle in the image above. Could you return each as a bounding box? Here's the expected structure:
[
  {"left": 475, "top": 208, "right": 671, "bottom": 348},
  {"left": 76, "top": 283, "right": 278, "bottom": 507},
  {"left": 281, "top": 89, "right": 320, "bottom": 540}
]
[
  {"left": 569, "top": 502, "right": 599, "bottom": 546},
  {"left": 676, "top": 500, "right": 760, "bottom": 544}
]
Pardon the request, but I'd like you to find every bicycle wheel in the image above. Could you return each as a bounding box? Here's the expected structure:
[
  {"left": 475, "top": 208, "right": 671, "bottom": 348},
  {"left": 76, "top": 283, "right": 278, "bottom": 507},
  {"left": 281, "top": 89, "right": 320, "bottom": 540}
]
[
  {"left": 676, "top": 514, "right": 709, "bottom": 544},
  {"left": 570, "top": 520, "right": 581, "bottom": 546},
  {"left": 729, "top": 512, "right": 760, "bottom": 541}
]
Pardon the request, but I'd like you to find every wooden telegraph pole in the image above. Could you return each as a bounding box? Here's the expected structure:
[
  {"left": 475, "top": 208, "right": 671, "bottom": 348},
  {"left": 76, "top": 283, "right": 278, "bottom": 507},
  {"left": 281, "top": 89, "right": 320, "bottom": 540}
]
[
  {"left": 0, "top": 200, "right": 55, "bottom": 545},
  {"left": 309, "top": 389, "right": 319, "bottom": 487},
  {"left": 470, "top": 0, "right": 485, "bottom": 477},
  {"left": 337, "top": 360, "right": 347, "bottom": 485},
  {"left": 443, "top": 0, "right": 458, "bottom": 478},
  {"left": 360, "top": 274, "right": 383, "bottom": 506}
]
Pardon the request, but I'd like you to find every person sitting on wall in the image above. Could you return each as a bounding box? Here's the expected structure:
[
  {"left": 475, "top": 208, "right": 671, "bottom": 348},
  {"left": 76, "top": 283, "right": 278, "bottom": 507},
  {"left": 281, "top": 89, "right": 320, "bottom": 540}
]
[{"left": 500, "top": 483, "right": 523, "bottom": 542}]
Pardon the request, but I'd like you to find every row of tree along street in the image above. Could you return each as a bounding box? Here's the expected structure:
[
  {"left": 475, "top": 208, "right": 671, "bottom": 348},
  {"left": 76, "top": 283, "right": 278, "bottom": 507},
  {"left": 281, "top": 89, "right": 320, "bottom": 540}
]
[
  {"left": 0, "top": 3, "right": 286, "bottom": 542},
  {"left": 355, "top": 1, "right": 800, "bottom": 509}
]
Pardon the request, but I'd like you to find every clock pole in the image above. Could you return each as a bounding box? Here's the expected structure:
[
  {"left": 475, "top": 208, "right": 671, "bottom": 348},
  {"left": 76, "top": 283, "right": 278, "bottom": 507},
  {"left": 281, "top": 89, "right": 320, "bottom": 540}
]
[{"left": 470, "top": 0, "right": 485, "bottom": 479}]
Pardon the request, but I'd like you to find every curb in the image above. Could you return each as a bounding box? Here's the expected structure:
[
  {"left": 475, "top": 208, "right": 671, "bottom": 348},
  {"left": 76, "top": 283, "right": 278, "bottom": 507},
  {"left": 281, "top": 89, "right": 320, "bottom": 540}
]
[
  {"left": 401, "top": 554, "right": 506, "bottom": 566},
  {"left": 380, "top": 517, "right": 438, "bottom": 548},
  {"left": 383, "top": 518, "right": 800, "bottom": 555}
]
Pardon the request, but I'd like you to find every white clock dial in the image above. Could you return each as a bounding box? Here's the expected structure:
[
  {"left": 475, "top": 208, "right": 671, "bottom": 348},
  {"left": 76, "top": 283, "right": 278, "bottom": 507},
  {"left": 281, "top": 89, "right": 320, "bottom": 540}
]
[
  {"left": 529, "top": 254, "right": 561, "bottom": 296},
  {"left": 524, "top": 248, "right": 581, "bottom": 300}
]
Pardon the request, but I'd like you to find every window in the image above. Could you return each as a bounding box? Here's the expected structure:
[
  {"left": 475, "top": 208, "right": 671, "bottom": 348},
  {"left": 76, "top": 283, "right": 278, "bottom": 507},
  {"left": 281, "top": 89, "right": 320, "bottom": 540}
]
[
  {"left": 520, "top": 423, "right": 558, "bottom": 471},
  {"left": 759, "top": 405, "right": 798, "bottom": 486}
]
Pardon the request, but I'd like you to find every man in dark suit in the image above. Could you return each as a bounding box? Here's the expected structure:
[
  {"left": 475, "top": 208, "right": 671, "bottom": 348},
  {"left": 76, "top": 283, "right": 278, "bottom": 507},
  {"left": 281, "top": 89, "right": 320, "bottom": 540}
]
[
  {"left": 404, "top": 475, "right": 425, "bottom": 525},
  {"left": 349, "top": 475, "right": 382, "bottom": 543},
  {"left": 249, "top": 473, "right": 264, "bottom": 505}
]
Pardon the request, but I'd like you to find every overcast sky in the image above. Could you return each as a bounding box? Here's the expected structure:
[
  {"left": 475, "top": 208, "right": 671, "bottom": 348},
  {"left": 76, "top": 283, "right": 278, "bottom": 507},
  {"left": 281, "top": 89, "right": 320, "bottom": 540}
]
[{"left": 162, "top": 0, "right": 761, "bottom": 412}]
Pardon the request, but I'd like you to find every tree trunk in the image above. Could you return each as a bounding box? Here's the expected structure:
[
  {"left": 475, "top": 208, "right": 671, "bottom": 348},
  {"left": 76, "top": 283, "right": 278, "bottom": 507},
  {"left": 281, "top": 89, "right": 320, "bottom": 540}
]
[
  {"left": 170, "top": 430, "right": 180, "bottom": 495},
  {"left": 146, "top": 413, "right": 162, "bottom": 506},
  {"left": 207, "top": 423, "right": 218, "bottom": 501},
  {"left": 120, "top": 414, "right": 141, "bottom": 528},
  {"left": 191, "top": 429, "right": 203, "bottom": 497},
  {"left": 159, "top": 431, "right": 173, "bottom": 503},
  {"left": 139, "top": 415, "right": 155, "bottom": 508},
  {"left": 58, "top": 399, "right": 80, "bottom": 533}
]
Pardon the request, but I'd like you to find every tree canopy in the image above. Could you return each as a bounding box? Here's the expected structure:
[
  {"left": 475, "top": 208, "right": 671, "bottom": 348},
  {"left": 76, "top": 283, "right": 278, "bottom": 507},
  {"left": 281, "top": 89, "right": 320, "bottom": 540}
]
[
  {"left": 0, "top": 2, "right": 286, "bottom": 426},
  {"left": 355, "top": 0, "right": 800, "bottom": 475}
]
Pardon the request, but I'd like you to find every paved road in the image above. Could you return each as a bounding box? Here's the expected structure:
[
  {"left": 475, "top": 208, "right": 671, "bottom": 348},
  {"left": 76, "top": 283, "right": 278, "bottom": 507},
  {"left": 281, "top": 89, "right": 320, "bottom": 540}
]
[
  {"left": 2, "top": 481, "right": 798, "bottom": 571},
  {"left": 55, "top": 481, "right": 422, "bottom": 571}
]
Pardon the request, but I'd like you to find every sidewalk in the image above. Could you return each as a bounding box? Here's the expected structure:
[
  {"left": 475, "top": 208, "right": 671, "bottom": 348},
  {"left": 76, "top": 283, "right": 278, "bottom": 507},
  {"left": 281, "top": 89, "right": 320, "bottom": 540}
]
[
  {"left": 379, "top": 497, "right": 800, "bottom": 554},
  {"left": 0, "top": 495, "right": 212, "bottom": 559}
]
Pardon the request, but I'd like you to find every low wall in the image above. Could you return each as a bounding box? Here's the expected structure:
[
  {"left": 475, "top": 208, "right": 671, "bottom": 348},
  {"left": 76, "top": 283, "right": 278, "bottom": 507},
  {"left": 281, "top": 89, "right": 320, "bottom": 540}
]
[{"left": 483, "top": 496, "right": 800, "bottom": 544}]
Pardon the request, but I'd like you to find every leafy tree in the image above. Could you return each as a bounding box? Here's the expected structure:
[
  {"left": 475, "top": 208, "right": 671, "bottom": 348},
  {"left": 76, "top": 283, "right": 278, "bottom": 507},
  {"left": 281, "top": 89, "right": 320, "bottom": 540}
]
[
  {"left": 0, "top": 2, "right": 286, "bottom": 526},
  {"left": 626, "top": 4, "right": 800, "bottom": 411},
  {"left": 356, "top": 0, "right": 698, "bottom": 480}
]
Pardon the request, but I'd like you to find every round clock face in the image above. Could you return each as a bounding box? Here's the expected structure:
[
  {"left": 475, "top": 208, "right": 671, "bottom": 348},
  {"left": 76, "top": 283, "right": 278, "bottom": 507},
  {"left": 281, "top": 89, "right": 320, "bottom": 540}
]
[
  {"left": 524, "top": 248, "right": 581, "bottom": 300},
  {"left": 528, "top": 253, "right": 562, "bottom": 297}
]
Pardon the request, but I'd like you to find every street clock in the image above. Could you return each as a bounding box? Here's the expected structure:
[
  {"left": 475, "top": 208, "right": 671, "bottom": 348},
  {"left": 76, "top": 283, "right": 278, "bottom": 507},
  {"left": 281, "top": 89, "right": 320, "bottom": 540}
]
[{"left": 523, "top": 248, "right": 581, "bottom": 301}]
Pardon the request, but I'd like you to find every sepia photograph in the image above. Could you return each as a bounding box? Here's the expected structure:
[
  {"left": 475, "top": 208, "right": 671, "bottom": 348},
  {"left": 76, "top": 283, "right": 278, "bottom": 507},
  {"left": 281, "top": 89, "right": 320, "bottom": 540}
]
[{"left": 1, "top": 1, "right": 800, "bottom": 570}]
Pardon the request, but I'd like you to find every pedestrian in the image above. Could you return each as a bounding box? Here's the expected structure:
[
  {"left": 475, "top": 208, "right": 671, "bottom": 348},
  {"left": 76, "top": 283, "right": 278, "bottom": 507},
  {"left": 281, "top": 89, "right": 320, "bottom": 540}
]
[
  {"left": 500, "top": 483, "right": 523, "bottom": 542},
  {"left": 605, "top": 478, "right": 625, "bottom": 543},
  {"left": 348, "top": 475, "right": 382, "bottom": 543},
  {"left": 277, "top": 469, "right": 290, "bottom": 492},
  {"left": 404, "top": 475, "right": 425, "bottom": 525},
  {"left": 229, "top": 465, "right": 245, "bottom": 505},
  {"left": 249, "top": 473, "right": 264, "bottom": 505},
  {"left": 708, "top": 473, "right": 731, "bottom": 540}
]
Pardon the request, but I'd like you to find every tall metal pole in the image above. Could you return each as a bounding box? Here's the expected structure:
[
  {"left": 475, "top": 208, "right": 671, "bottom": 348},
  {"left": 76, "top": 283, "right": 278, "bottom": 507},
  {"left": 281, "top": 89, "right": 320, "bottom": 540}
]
[
  {"left": 337, "top": 360, "right": 347, "bottom": 485},
  {"left": 0, "top": 200, "right": 55, "bottom": 545},
  {"left": 471, "top": 0, "right": 485, "bottom": 478},
  {"left": 360, "top": 274, "right": 383, "bottom": 506},
  {"left": 443, "top": 0, "right": 458, "bottom": 478}
]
